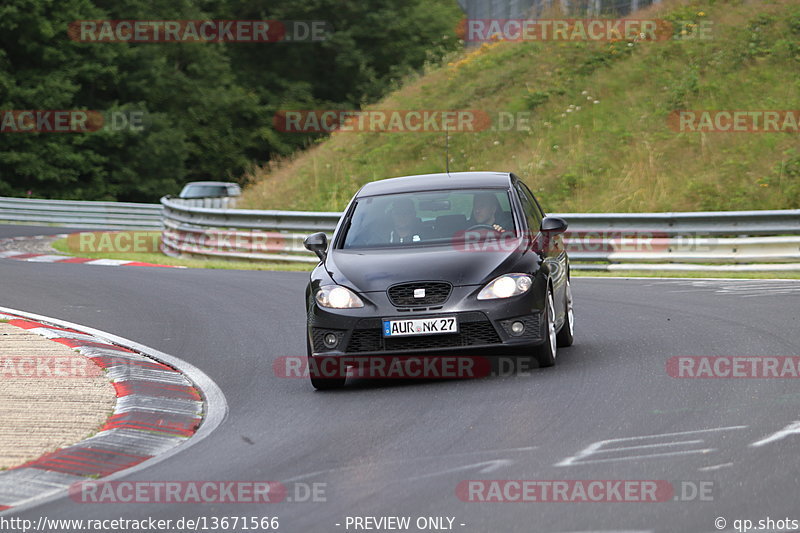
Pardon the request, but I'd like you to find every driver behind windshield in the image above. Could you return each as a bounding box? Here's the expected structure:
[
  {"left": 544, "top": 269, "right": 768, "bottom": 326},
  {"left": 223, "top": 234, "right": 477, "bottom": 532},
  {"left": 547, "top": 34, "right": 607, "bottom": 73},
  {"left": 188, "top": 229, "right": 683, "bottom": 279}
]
[
  {"left": 388, "top": 198, "right": 425, "bottom": 244},
  {"left": 468, "top": 192, "right": 510, "bottom": 233}
]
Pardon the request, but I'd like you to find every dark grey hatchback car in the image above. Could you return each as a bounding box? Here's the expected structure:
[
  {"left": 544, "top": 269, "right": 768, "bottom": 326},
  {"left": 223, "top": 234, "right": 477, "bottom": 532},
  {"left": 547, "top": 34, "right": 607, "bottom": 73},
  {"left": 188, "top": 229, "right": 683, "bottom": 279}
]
[{"left": 303, "top": 172, "right": 574, "bottom": 389}]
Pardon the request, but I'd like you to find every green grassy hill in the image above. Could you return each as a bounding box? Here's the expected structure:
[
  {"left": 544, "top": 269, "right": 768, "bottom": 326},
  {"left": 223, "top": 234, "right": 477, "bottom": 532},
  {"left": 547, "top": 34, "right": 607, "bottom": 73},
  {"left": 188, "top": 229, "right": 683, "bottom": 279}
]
[{"left": 240, "top": 0, "right": 800, "bottom": 213}]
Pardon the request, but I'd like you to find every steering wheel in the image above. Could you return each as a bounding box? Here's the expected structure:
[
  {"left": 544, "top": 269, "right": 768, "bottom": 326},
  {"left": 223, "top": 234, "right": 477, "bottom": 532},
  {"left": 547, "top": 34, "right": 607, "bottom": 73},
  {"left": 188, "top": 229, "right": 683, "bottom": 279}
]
[{"left": 466, "top": 224, "right": 499, "bottom": 231}]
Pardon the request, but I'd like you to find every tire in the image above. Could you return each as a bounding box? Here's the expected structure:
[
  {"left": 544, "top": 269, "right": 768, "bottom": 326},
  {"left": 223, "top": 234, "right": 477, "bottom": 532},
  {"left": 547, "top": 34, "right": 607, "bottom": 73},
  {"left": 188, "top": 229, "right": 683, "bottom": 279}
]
[
  {"left": 533, "top": 287, "right": 557, "bottom": 368},
  {"left": 556, "top": 277, "right": 574, "bottom": 348},
  {"left": 307, "top": 339, "right": 346, "bottom": 390}
]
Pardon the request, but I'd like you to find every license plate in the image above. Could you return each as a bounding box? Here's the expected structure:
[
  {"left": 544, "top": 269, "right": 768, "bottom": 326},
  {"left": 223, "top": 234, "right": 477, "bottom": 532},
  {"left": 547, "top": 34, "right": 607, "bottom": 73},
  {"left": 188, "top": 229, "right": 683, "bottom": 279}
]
[{"left": 383, "top": 317, "right": 458, "bottom": 337}]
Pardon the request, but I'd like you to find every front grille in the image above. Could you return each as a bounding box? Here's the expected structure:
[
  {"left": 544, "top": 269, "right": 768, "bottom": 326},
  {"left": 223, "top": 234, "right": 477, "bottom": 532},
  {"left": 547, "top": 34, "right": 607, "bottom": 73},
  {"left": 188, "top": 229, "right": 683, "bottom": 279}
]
[
  {"left": 387, "top": 282, "right": 452, "bottom": 307},
  {"left": 347, "top": 329, "right": 383, "bottom": 352},
  {"left": 345, "top": 313, "right": 501, "bottom": 353}
]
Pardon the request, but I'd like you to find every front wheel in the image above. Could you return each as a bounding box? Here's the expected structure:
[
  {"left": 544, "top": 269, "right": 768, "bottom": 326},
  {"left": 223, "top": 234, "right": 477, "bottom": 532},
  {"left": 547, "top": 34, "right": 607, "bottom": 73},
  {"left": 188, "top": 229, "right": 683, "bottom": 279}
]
[
  {"left": 556, "top": 277, "right": 574, "bottom": 348},
  {"left": 532, "top": 287, "right": 557, "bottom": 368}
]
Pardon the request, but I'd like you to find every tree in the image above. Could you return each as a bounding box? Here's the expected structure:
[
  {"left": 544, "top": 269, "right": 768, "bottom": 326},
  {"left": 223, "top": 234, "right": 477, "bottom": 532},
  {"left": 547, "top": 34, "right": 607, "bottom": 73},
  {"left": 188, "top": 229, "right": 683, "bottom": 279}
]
[{"left": 0, "top": 0, "right": 462, "bottom": 201}]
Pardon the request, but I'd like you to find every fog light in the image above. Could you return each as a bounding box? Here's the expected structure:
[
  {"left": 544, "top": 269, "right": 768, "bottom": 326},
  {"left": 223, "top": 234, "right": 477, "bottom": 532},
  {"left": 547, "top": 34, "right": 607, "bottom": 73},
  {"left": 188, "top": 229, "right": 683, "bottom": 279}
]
[
  {"left": 323, "top": 333, "right": 339, "bottom": 348},
  {"left": 510, "top": 321, "right": 525, "bottom": 336}
]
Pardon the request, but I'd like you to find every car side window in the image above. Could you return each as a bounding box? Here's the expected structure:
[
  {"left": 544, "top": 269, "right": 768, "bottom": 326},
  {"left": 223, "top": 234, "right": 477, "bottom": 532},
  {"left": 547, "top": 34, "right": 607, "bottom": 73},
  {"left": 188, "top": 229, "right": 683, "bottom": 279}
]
[
  {"left": 520, "top": 182, "right": 546, "bottom": 221},
  {"left": 515, "top": 183, "right": 543, "bottom": 232}
]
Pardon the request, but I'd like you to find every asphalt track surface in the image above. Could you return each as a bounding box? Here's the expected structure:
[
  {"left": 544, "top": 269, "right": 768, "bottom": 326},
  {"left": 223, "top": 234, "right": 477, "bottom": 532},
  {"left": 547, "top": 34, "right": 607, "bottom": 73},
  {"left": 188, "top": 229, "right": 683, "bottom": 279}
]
[
  {"left": 2, "top": 224, "right": 800, "bottom": 533},
  {"left": 0, "top": 225, "right": 97, "bottom": 238}
]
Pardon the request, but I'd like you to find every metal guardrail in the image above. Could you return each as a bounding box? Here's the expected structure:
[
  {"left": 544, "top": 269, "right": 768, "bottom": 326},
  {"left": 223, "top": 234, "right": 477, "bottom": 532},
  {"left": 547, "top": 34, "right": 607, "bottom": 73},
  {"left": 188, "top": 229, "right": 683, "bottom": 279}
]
[
  {"left": 160, "top": 196, "right": 338, "bottom": 263},
  {"left": 2, "top": 194, "right": 798, "bottom": 270},
  {"left": 159, "top": 196, "right": 800, "bottom": 270},
  {"left": 161, "top": 198, "right": 800, "bottom": 236},
  {"left": 557, "top": 210, "right": 800, "bottom": 236},
  {"left": 162, "top": 196, "right": 340, "bottom": 231},
  {"left": 0, "top": 196, "right": 162, "bottom": 230},
  {"left": 165, "top": 196, "right": 239, "bottom": 209}
]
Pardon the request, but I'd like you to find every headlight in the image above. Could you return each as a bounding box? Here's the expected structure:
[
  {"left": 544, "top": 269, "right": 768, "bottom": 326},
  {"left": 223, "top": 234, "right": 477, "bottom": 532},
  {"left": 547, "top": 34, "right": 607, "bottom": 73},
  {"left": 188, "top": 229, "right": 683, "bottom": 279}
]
[
  {"left": 315, "top": 285, "right": 364, "bottom": 309},
  {"left": 477, "top": 274, "right": 533, "bottom": 300}
]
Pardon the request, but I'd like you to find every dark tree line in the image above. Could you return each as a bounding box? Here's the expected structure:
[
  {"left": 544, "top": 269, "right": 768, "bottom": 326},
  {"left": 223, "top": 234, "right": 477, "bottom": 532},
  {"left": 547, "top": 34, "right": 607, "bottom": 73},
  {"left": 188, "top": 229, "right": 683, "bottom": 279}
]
[{"left": 0, "top": 0, "right": 461, "bottom": 201}]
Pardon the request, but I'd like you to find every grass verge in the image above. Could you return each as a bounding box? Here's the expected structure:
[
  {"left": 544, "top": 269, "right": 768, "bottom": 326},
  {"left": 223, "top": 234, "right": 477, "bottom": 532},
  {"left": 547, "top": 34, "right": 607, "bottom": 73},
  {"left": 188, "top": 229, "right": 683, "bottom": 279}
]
[{"left": 241, "top": 0, "right": 800, "bottom": 214}]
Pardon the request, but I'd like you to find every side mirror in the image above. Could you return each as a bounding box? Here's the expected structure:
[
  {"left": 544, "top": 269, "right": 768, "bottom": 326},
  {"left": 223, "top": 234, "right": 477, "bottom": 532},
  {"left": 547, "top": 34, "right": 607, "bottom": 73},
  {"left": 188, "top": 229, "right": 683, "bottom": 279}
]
[
  {"left": 540, "top": 216, "right": 568, "bottom": 234},
  {"left": 304, "top": 232, "right": 328, "bottom": 261}
]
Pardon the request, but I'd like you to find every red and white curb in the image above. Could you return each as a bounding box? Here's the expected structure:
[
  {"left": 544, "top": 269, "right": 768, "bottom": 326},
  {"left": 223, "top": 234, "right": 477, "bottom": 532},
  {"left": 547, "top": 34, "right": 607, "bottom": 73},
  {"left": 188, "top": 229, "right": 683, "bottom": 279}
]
[
  {"left": 0, "top": 306, "right": 227, "bottom": 514},
  {"left": 0, "top": 234, "right": 184, "bottom": 268}
]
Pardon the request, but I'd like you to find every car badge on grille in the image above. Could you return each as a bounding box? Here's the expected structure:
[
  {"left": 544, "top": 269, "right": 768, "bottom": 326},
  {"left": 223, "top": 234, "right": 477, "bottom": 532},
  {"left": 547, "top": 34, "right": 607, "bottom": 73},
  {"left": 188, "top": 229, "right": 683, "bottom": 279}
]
[{"left": 414, "top": 288, "right": 426, "bottom": 299}]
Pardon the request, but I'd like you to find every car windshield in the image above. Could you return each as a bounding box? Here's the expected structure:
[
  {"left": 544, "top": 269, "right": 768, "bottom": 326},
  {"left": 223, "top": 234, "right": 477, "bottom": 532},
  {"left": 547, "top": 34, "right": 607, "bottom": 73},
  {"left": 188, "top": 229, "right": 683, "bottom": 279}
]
[
  {"left": 341, "top": 189, "right": 517, "bottom": 249},
  {"left": 180, "top": 185, "right": 230, "bottom": 198}
]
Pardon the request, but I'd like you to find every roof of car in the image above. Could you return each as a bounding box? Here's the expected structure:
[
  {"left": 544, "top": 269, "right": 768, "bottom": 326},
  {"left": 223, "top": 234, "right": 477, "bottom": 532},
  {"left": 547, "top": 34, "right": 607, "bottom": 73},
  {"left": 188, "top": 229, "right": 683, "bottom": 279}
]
[
  {"left": 182, "top": 181, "right": 239, "bottom": 187},
  {"left": 356, "top": 172, "right": 512, "bottom": 197}
]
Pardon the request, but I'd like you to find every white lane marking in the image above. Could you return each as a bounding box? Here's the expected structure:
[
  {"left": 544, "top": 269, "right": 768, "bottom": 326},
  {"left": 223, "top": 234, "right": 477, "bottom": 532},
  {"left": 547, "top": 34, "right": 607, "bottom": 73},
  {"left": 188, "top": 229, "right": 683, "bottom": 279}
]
[
  {"left": 24, "top": 255, "right": 68, "bottom": 263},
  {"left": 594, "top": 439, "right": 704, "bottom": 453},
  {"left": 667, "top": 285, "right": 800, "bottom": 294},
  {"left": 555, "top": 426, "right": 747, "bottom": 467},
  {"left": 403, "top": 459, "right": 512, "bottom": 482},
  {"left": 0, "top": 250, "right": 26, "bottom": 258},
  {"left": 738, "top": 291, "right": 800, "bottom": 297},
  {"left": 593, "top": 426, "right": 748, "bottom": 440},
  {"left": 698, "top": 462, "right": 733, "bottom": 472},
  {"left": 85, "top": 258, "right": 133, "bottom": 266},
  {"left": 282, "top": 465, "right": 364, "bottom": 484},
  {"left": 27, "top": 327, "right": 99, "bottom": 342},
  {"left": 559, "top": 448, "right": 717, "bottom": 466},
  {"left": 657, "top": 280, "right": 800, "bottom": 297},
  {"left": 750, "top": 421, "right": 800, "bottom": 448},
  {"left": 282, "top": 447, "right": 537, "bottom": 483}
]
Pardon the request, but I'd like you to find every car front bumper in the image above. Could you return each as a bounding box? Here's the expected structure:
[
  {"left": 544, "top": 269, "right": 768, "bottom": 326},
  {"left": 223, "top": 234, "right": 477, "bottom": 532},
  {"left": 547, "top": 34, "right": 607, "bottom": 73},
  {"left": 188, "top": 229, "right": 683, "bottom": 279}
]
[{"left": 307, "top": 284, "right": 547, "bottom": 358}]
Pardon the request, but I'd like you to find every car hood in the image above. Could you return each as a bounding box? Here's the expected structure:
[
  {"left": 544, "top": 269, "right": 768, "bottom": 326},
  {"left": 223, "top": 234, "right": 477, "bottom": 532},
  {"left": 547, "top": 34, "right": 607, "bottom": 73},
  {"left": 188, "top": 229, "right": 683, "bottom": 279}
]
[{"left": 324, "top": 245, "right": 529, "bottom": 292}]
